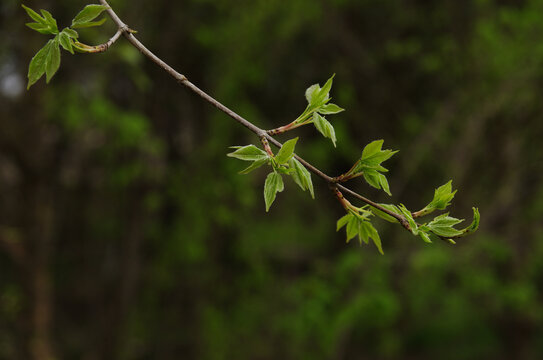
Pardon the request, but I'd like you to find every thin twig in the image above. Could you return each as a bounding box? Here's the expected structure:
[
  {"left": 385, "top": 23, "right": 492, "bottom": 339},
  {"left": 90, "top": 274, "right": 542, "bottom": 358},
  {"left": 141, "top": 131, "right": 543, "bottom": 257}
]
[
  {"left": 74, "top": 29, "right": 123, "bottom": 53},
  {"left": 98, "top": 0, "right": 411, "bottom": 230}
]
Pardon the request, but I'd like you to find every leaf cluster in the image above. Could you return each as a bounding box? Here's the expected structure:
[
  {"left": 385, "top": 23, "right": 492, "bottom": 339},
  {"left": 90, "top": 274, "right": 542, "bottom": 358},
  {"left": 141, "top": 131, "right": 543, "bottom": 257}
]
[
  {"left": 295, "top": 75, "right": 344, "bottom": 146},
  {"left": 23, "top": 4, "right": 110, "bottom": 89},
  {"left": 337, "top": 208, "right": 383, "bottom": 254},
  {"left": 227, "top": 138, "right": 314, "bottom": 211},
  {"left": 345, "top": 140, "right": 398, "bottom": 196}
]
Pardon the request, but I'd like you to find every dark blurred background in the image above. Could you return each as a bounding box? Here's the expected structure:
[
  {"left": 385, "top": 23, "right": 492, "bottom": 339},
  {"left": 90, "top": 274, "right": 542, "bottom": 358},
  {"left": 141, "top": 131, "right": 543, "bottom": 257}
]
[{"left": 1, "top": 0, "right": 543, "bottom": 359}]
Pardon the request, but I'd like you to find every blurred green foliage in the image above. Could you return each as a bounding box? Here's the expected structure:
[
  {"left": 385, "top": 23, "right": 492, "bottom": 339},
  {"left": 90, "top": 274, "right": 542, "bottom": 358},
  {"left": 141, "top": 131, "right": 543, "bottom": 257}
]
[{"left": 1, "top": 0, "right": 543, "bottom": 359}]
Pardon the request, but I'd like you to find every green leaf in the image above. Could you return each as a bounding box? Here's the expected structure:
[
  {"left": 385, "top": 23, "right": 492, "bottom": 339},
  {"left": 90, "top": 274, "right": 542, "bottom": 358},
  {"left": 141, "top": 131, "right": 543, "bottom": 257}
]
[
  {"left": 62, "top": 28, "right": 79, "bottom": 39},
  {"left": 337, "top": 214, "right": 352, "bottom": 231},
  {"left": 432, "top": 181, "right": 456, "bottom": 209},
  {"left": 227, "top": 145, "right": 268, "bottom": 161},
  {"left": 370, "top": 204, "right": 400, "bottom": 223},
  {"left": 362, "top": 170, "right": 380, "bottom": 189},
  {"left": 59, "top": 31, "right": 74, "bottom": 54},
  {"left": 71, "top": 18, "right": 107, "bottom": 29},
  {"left": 22, "top": 5, "right": 58, "bottom": 35},
  {"left": 45, "top": 38, "right": 61, "bottom": 83},
  {"left": 239, "top": 158, "right": 268, "bottom": 174},
  {"left": 378, "top": 173, "right": 391, "bottom": 196},
  {"left": 427, "top": 213, "right": 464, "bottom": 237},
  {"left": 22, "top": 4, "right": 46, "bottom": 24},
  {"left": 313, "top": 113, "right": 337, "bottom": 147},
  {"left": 27, "top": 38, "right": 61, "bottom": 89},
  {"left": 25, "top": 22, "right": 54, "bottom": 35},
  {"left": 71, "top": 4, "right": 109, "bottom": 28},
  {"left": 346, "top": 215, "right": 358, "bottom": 243},
  {"left": 465, "top": 207, "right": 480, "bottom": 233},
  {"left": 264, "top": 172, "right": 284, "bottom": 212},
  {"left": 314, "top": 74, "right": 335, "bottom": 105},
  {"left": 275, "top": 137, "right": 298, "bottom": 164},
  {"left": 398, "top": 204, "right": 418, "bottom": 234},
  {"left": 418, "top": 230, "right": 433, "bottom": 244},
  {"left": 40, "top": 9, "right": 58, "bottom": 33},
  {"left": 319, "top": 103, "right": 344, "bottom": 115},
  {"left": 362, "top": 221, "right": 383, "bottom": 254},
  {"left": 289, "top": 158, "right": 314, "bottom": 198},
  {"left": 360, "top": 140, "right": 398, "bottom": 167},
  {"left": 305, "top": 84, "right": 320, "bottom": 105}
]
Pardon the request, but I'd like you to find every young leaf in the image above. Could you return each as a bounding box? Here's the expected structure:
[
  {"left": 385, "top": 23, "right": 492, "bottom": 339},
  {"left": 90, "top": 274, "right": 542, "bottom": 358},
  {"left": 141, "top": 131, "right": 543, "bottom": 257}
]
[
  {"left": 313, "top": 113, "right": 337, "bottom": 147},
  {"left": 427, "top": 213, "right": 464, "bottom": 237},
  {"left": 27, "top": 38, "right": 60, "bottom": 89},
  {"left": 40, "top": 9, "right": 58, "bottom": 33},
  {"left": 227, "top": 145, "right": 268, "bottom": 161},
  {"left": 289, "top": 158, "right": 314, "bottom": 198},
  {"left": 239, "top": 158, "right": 268, "bottom": 174},
  {"left": 25, "top": 23, "right": 54, "bottom": 35},
  {"left": 313, "top": 74, "right": 335, "bottom": 106},
  {"left": 22, "top": 5, "right": 58, "bottom": 35},
  {"left": 45, "top": 38, "right": 61, "bottom": 83},
  {"left": 360, "top": 140, "right": 398, "bottom": 168},
  {"left": 22, "top": 4, "right": 46, "bottom": 24},
  {"left": 337, "top": 213, "right": 353, "bottom": 231},
  {"left": 275, "top": 137, "right": 298, "bottom": 164},
  {"left": 71, "top": 4, "right": 109, "bottom": 28},
  {"left": 370, "top": 204, "right": 400, "bottom": 223},
  {"left": 346, "top": 215, "right": 359, "bottom": 243},
  {"left": 62, "top": 28, "right": 79, "bottom": 39},
  {"left": 362, "top": 221, "right": 383, "bottom": 254},
  {"left": 264, "top": 172, "right": 284, "bottom": 212},
  {"left": 305, "top": 84, "right": 320, "bottom": 105},
  {"left": 59, "top": 31, "right": 74, "bottom": 54},
  {"left": 71, "top": 18, "right": 107, "bottom": 29},
  {"left": 318, "top": 103, "right": 344, "bottom": 115},
  {"left": 363, "top": 170, "right": 381, "bottom": 190},
  {"left": 398, "top": 204, "right": 418, "bottom": 234},
  {"left": 378, "top": 173, "right": 391, "bottom": 196}
]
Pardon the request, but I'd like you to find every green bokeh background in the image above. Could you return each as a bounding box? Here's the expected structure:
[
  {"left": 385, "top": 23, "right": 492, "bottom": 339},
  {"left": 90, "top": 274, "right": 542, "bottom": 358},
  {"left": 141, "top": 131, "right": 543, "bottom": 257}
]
[{"left": 1, "top": 0, "right": 543, "bottom": 358}]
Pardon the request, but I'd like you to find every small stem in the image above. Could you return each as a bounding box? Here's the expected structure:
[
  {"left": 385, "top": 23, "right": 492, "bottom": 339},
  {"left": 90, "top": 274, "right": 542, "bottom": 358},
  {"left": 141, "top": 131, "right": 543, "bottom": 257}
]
[
  {"left": 268, "top": 111, "right": 314, "bottom": 136},
  {"left": 74, "top": 29, "right": 123, "bottom": 53},
  {"left": 330, "top": 185, "right": 352, "bottom": 211},
  {"left": 260, "top": 137, "right": 274, "bottom": 157}
]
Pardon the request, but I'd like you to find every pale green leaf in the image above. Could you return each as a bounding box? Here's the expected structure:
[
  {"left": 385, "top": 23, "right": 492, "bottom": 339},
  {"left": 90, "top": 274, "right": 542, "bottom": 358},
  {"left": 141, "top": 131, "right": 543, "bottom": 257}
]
[
  {"left": 427, "top": 213, "right": 464, "bottom": 237},
  {"left": 314, "top": 74, "right": 335, "bottom": 105},
  {"left": 72, "top": 4, "right": 109, "bottom": 28},
  {"left": 40, "top": 9, "right": 58, "bottom": 33},
  {"left": 289, "top": 158, "right": 314, "bottom": 199},
  {"left": 45, "top": 38, "right": 61, "bottom": 83},
  {"left": 239, "top": 158, "right": 268, "bottom": 174},
  {"left": 363, "top": 170, "right": 381, "bottom": 189},
  {"left": 305, "top": 84, "right": 320, "bottom": 104},
  {"left": 62, "top": 28, "right": 79, "bottom": 39},
  {"left": 275, "top": 137, "right": 298, "bottom": 164},
  {"left": 71, "top": 18, "right": 107, "bottom": 29},
  {"left": 25, "top": 23, "right": 53, "bottom": 35},
  {"left": 227, "top": 145, "right": 268, "bottom": 161},
  {"left": 22, "top": 4, "right": 45, "bottom": 24},
  {"left": 370, "top": 204, "right": 400, "bottom": 223},
  {"left": 264, "top": 172, "right": 284, "bottom": 212},
  {"left": 59, "top": 31, "right": 74, "bottom": 54},
  {"left": 398, "top": 204, "right": 418, "bottom": 234},
  {"left": 319, "top": 103, "right": 344, "bottom": 115},
  {"left": 313, "top": 113, "right": 337, "bottom": 147},
  {"left": 346, "top": 215, "right": 358, "bottom": 243},
  {"left": 337, "top": 213, "right": 352, "bottom": 231},
  {"left": 378, "top": 173, "right": 391, "bottom": 196}
]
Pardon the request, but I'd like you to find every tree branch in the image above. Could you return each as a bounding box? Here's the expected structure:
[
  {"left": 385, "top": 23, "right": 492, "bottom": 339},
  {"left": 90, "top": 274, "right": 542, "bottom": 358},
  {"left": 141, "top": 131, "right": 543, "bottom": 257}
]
[{"left": 98, "top": 0, "right": 412, "bottom": 231}]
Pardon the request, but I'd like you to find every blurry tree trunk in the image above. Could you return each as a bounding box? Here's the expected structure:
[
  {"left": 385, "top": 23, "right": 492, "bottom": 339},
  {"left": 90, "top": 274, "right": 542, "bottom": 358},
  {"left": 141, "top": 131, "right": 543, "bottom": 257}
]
[{"left": 27, "top": 181, "right": 56, "bottom": 360}]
